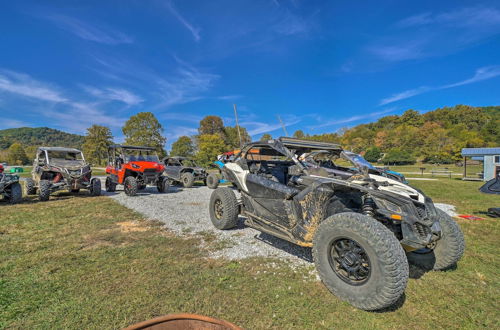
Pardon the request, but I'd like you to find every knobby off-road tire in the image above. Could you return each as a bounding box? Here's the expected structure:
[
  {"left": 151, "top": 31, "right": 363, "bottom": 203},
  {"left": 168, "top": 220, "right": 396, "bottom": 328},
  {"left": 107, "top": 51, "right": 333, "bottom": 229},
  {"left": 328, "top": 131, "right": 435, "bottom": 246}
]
[
  {"left": 406, "top": 209, "right": 465, "bottom": 271},
  {"left": 313, "top": 212, "right": 409, "bottom": 311},
  {"left": 124, "top": 176, "right": 138, "bottom": 196},
  {"left": 7, "top": 182, "right": 22, "bottom": 204},
  {"left": 181, "top": 172, "right": 195, "bottom": 188},
  {"left": 206, "top": 173, "right": 220, "bottom": 189},
  {"left": 157, "top": 177, "right": 170, "bottom": 193},
  {"left": 105, "top": 177, "right": 116, "bottom": 192},
  {"left": 90, "top": 178, "right": 101, "bottom": 196},
  {"left": 38, "top": 180, "right": 51, "bottom": 201},
  {"left": 209, "top": 187, "right": 238, "bottom": 230},
  {"left": 25, "top": 178, "right": 36, "bottom": 195}
]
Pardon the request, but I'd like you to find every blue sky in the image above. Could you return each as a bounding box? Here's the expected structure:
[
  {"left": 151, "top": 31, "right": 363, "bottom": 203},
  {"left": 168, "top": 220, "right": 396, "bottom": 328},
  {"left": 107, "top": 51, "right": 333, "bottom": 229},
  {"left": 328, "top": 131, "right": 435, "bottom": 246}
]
[{"left": 1, "top": 0, "right": 499, "bottom": 148}]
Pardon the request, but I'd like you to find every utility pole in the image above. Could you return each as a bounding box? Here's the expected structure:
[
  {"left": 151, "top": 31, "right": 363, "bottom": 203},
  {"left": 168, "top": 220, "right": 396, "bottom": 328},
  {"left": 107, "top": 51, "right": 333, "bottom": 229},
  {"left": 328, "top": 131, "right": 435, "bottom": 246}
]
[
  {"left": 277, "top": 115, "right": 289, "bottom": 137},
  {"left": 233, "top": 104, "right": 243, "bottom": 147}
]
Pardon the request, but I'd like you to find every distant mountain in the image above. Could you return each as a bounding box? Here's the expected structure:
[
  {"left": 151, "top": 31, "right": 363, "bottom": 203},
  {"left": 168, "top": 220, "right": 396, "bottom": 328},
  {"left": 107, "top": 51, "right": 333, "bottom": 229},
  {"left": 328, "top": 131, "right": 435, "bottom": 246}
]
[{"left": 0, "top": 127, "right": 85, "bottom": 150}]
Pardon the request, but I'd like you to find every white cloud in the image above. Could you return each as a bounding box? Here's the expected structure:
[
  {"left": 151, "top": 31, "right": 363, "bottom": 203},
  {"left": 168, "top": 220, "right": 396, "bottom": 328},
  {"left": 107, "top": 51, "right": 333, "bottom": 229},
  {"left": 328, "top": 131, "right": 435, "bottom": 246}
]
[
  {"left": 0, "top": 70, "right": 67, "bottom": 103},
  {"left": 164, "top": 0, "right": 201, "bottom": 42},
  {"left": 242, "top": 115, "right": 301, "bottom": 136},
  {"left": 83, "top": 86, "right": 143, "bottom": 105},
  {"left": 309, "top": 108, "right": 397, "bottom": 129},
  {"left": 380, "top": 65, "right": 500, "bottom": 105},
  {"left": 45, "top": 15, "right": 133, "bottom": 45},
  {"left": 0, "top": 118, "right": 29, "bottom": 129}
]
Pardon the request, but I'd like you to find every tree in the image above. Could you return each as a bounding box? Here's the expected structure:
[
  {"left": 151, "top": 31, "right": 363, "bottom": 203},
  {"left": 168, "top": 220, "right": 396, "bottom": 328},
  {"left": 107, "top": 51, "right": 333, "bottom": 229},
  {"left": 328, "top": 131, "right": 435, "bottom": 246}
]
[
  {"left": 293, "top": 130, "right": 305, "bottom": 139},
  {"left": 82, "top": 125, "right": 113, "bottom": 166},
  {"left": 364, "top": 147, "right": 382, "bottom": 163},
  {"left": 400, "top": 109, "right": 423, "bottom": 127},
  {"left": 196, "top": 134, "right": 226, "bottom": 167},
  {"left": 122, "top": 112, "right": 166, "bottom": 155},
  {"left": 8, "top": 143, "right": 29, "bottom": 165},
  {"left": 224, "top": 126, "right": 251, "bottom": 149},
  {"left": 260, "top": 133, "right": 272, "bottom": 141},
  {"left": 382, "top": 149, "right": 416, "bottom": 165},
  {"left": 198, "top": 116, "right": 224, "bottom": 136},
  {"left": 171, "top": 136, "right": 195, "bottom": 157}
]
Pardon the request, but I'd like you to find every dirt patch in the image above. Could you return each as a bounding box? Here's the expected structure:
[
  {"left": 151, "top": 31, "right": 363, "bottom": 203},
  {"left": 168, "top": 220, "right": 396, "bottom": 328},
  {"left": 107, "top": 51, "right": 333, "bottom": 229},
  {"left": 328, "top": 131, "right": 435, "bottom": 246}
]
[{"left": 116, "top": 221, "right": 150, "bottom": 232}]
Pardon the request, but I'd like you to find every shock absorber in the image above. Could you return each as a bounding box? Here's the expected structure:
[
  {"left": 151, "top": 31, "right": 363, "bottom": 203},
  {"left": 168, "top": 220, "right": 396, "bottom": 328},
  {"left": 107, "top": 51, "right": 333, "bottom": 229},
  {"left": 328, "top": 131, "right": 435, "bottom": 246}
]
[{"left": 362, "top": 195, "right": 376, "bottom": 216}]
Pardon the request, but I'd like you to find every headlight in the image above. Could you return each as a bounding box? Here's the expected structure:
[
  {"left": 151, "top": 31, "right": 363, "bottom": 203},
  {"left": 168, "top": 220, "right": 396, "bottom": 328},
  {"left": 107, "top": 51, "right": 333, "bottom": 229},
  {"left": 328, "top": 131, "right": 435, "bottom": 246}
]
[
  {"left": 131, "top": 164, "right": 140, "bottom": 169},
  {"left": 376, "top": 199, "right": 403, "bottom": 214}
]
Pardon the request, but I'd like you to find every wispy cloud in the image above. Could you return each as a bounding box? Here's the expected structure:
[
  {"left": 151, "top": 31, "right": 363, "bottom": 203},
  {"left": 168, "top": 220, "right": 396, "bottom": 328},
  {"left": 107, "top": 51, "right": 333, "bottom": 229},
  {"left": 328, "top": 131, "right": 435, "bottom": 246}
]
[
  {"left": 0, "top": 118, "right": 29, "bottom": 129},
  {"left": 242, "top": 115, "right": 301, "bottom": 136},
  {"left": 82, "top": 86, "right": 143, "bottom": 105},
  {"left": 162, "top": 112, "right": 202, "bottom": 123},
  {"left": 309, "top": 108, "right": 397, "bottom": 129},
  {"left": 164, "top": 0, "right": 201, "bottom": 42},
  {"left": 380, "top": 65, "right": 500, "bottom": 105},
  {"left": 45, "top": 14, "right": 133, "bottom": 45},
  {"left": 164, "top": 126, "right": 198, "bottom": 142},
  {"left": 370, "top": 6, "right": 500, "bottom": 62},
  {"left": 0, "top": 70, "right": 67, "bottom": 102}
]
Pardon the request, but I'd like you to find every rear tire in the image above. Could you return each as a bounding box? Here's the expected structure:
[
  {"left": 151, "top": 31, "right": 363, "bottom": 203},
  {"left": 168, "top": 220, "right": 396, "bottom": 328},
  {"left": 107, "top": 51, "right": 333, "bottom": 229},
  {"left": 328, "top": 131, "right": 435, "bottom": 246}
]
[
  {"left": 206, "top": 173, "right": 220, "bottom": 189},
  {"left": 181, "top": 172, "right": 195, "bottom": 188},
  {"left": 38, "top": 180, "right": 51, "bottom": 201},
  {"left": 25, "top": 178, "right": 36, "bottom": 195},
  {"left": 406, "top": 209, "right": 465, "bottom": 271},
  {"left": 313, "top": 212, "right": 409, "bottom": 311},
  {"left": 209, "top": 188, "right": 238, "bottom": 229},
  {"left": 105, "top": 177, "right": 116, "bottom": 192},
  {"left": 90, "top": 178, "right": 101, "bottom": 196},
  {"left": 124, "top": 176, "right": 138, "bottom": 196},
  {"left": 157, "top": 177, "right": 170, "bottom": 193},
  {"left": 7, "top": 182, "right": 22, "bottom": 204}
]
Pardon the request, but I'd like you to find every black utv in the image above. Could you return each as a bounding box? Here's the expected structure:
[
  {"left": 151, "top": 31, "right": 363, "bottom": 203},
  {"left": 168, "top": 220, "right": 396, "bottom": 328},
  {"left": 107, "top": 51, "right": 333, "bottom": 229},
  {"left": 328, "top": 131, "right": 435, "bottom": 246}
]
[
  {"left": 25, "top": 147, "right": 101, "bottom": 201},
  {"left": 0, "top": 170, "right": 22, "bottom": 204},
  {"left": 208, "top": 137, "right": 464, "bottom": 310},
  {"left": 162, "top": 156, "right": 207, "bottom": 188}
]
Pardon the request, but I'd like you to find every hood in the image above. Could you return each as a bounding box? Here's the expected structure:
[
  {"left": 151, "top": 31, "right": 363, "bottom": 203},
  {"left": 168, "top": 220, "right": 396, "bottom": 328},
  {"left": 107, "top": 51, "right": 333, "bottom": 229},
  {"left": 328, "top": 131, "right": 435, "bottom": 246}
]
[
  {"left": 350, "top": 174, "right": 425, "bottom": 203},
  {"left": 129, "top": 161, "right": 164, "bottom": 171},
  {"left": 49, "top": 159, "right": 86, "bottom": 170}
]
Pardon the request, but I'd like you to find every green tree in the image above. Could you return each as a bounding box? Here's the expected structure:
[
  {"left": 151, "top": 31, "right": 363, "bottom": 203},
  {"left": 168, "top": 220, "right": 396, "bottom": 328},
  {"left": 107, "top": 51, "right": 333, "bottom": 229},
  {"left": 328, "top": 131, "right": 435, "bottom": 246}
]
[
  {"left": 364, "top": 147, "right": 381, "bottom": 163},
  {"left": 198, "top": 116, "right": 225, "bottom": 136},
  {"left": 382, "top": 149, "right": 416, "bottom": 165},
  {"left": 260, "top": 133, "right": 272, "bottom": 141},
  {"left": 293, "top": 130, "right": 305, "bottom": 139},
  {"left": 196, "top": 134, "right": 226, "bottom": 167},
  {"left": 224, "top": 126, "right": 251, "bottom": 149},
  {"left": 82, "top": 125, "right": 114, "bottom": 166},
  {"left": 171, "top": 136, "right": 195, "bottom": 157},
  {"left": 122, "top": 112, "right": 166, "bottom": 155},
  {"left": 8, "top": 143, "right": 29, "bottom": 165},
  {"left": 400, "top": 109, "right": 424, "bottom": 127}
]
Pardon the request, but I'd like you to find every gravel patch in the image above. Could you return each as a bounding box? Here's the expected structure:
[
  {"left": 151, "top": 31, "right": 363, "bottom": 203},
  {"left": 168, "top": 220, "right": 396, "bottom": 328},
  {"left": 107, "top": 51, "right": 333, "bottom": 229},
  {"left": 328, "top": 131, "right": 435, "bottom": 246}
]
[
  {"left": 434, "top": 203, "right": 458, "bottom": 217},
  {"left": 104, "top": 184, "right": 313, "bottom": 266}
]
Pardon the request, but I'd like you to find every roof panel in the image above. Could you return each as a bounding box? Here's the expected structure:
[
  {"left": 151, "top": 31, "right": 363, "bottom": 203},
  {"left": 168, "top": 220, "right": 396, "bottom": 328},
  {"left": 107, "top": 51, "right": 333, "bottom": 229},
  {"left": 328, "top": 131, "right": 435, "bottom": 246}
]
[{"left": 461, "top": 148, "right": 500, "bottom": 156}]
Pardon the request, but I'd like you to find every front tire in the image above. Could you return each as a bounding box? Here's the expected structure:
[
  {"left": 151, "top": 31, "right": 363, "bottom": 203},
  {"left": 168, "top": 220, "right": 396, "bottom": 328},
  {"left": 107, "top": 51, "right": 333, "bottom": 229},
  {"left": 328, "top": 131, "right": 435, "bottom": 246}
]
[
  {"left": 209, "top": 188, "right": 238, "bottom": 229},
  {"left": 38, "top": 180, "right": 51, "bottom": 201},
  {"left": 181, "top": 172, "right": 195, "bottom": 188},
  {"left": 89, "top": 178, "right": 101, "bottom": 196},
  {"left": 206, "top": 173, "right": 220, "bottom": 189},
  {"left": 25, "top": 178, "right": 36, "bottom": 195},
  {"left": 123, "top": 176, "right": 138, "bottom": 196},
  {"left": 406, "top": 209, "right": 465, "bottom": 271},
  {"left": 313, "top": 212, "right": 409, "bottom": 311},
  {"left": 105, "top": 177, "right": 116, "bottom": 192},
  {"left": 157, "top": 177, "right": 170, "bottom": 193}
]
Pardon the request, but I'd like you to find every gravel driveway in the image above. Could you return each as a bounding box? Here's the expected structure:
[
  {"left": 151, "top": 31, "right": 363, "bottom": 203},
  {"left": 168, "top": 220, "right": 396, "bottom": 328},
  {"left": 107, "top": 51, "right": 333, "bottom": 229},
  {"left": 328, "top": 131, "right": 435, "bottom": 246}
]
[{"left": 104, "top": 184, "right": 313, "bottom": 266}]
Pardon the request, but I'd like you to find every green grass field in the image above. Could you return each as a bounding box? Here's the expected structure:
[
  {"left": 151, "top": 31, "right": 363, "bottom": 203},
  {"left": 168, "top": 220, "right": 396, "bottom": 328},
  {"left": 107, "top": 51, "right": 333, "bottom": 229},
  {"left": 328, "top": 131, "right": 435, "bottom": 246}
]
[{"left": 0, "top": 179, "right": 499, "bottom": 329}]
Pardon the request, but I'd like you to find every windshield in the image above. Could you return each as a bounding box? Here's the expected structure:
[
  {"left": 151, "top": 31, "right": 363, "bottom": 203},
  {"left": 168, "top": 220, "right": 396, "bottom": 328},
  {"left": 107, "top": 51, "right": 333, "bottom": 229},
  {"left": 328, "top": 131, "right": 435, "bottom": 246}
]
[
  {"left": 123, "top": 149, "right": 159, "bottom": 162},
  {"left": 47, "top": 151, "right": 85, "bottom": 165}
]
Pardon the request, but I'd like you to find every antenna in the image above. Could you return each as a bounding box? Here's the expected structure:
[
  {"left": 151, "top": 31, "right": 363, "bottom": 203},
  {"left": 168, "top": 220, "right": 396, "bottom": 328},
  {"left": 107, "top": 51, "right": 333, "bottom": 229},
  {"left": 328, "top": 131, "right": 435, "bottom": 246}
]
[
  {"left": 277, "top": 115, "right": 289, "bottom": 137},
  {"left": 233, "top": 104, "right": 243, "bottom": 147}
]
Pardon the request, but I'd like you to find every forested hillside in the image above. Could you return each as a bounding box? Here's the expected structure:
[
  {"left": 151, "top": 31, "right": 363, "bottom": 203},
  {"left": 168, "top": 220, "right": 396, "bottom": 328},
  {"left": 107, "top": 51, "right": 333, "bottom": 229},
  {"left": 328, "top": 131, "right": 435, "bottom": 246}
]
[
  {"left": 0, "top": 127, "right": 84, "bottom": 150},
  {"left": 302, "top": 105, "right": 500, "bottom": 164}
]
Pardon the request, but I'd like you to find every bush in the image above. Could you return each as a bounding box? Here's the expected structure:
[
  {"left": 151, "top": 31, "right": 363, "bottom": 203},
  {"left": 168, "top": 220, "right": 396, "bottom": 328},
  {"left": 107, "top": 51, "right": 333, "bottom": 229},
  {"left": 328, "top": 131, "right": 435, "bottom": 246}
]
[
  {"left": 382, "top": 149, "right": 416, "bottom": 165},
  {"left": 364, "top": 147, "right": 382, "bottom": 162}
]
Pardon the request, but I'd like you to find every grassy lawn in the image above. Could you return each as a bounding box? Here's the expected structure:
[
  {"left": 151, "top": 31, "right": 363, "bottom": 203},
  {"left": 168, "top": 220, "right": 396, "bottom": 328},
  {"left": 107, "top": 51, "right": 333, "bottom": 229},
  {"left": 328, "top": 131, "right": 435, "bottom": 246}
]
[{"left": 1, "top": 181, "right": 499, "bottom": 329}]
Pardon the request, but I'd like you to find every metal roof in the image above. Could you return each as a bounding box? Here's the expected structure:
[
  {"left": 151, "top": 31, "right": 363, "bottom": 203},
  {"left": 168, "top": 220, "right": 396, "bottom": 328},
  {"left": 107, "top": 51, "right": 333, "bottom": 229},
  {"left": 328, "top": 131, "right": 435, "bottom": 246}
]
[
  {"left": 278, "top": 137, "right": 342, "bottom": 151},
  {"left": 461, "top": 148, "right": 500, "bottom": 156},
  {"left": 38, "top": 147, "right": 82, "bottom": 152}
]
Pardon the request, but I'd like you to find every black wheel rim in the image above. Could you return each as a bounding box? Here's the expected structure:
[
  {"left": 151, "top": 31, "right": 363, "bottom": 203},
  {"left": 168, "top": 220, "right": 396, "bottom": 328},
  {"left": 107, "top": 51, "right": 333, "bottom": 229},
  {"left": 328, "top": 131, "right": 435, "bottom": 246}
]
[
  {"left": 214, "top": 199, "right": 223, "bottom": 219},
  {"left": 328, "top": 237, "right": 371, "bottom": 285}
]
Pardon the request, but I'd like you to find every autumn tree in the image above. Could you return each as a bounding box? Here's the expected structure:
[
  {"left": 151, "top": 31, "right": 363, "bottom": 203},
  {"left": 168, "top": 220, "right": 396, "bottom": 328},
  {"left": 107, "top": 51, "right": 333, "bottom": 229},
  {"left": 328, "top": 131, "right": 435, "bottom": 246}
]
[
  {"left": 198, "top": 116, "right": 225, "bottom": 136},
  {"left": 293, "top": 130, "right": 305, "bottom": 139},
  {"left": 82, "top": 125, "right": 113, "bottom": 166},
  {"left": 196, "top": 134, "right": 226, "bottom": 167},
  {"left": 7, "top": 143, "right": 29, "bottom": 165},
  {"left": 260, "top": 133, "right": 272, "bottom": 141},
  {"left": 171, "top": 136, "right": 195, "bottom": 157},
  {"left": 224, "top": 126, "right": 251, "bottom": 149},
  {"left": 122, "top": 112, "right": 166, "bottom": 156}
]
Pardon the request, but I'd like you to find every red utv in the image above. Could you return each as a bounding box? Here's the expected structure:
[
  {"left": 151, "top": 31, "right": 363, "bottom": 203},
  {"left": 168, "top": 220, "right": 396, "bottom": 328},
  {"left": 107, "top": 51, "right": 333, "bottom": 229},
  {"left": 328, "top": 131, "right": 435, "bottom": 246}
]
[{"left": 105, "top": 145, "right": 169, "bottom": 196}]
